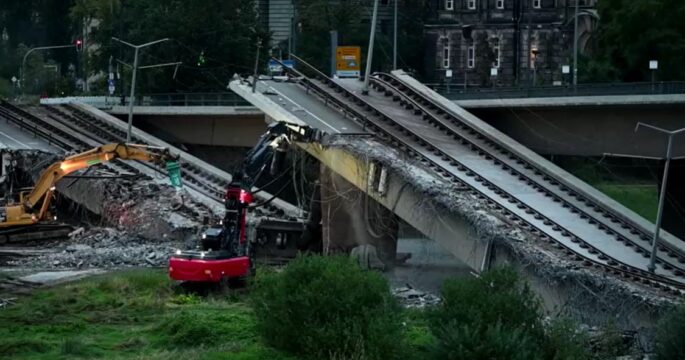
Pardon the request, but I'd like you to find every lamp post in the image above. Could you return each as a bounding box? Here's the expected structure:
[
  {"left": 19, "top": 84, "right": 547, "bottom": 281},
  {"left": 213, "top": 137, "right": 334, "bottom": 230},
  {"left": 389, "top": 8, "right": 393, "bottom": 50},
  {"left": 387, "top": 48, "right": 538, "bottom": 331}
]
[
  {"left": 572, "top": 0, "right": 579, "bottom": 87},
  {"left": 112, "top": 37, "right": 170, "bottom": 142},
  {"left": 531, "top": 48, "right": 539, "bottom": 87},
  {"left": 393, "top": 0, "right": 398, "bottom": 70},
  {"left": 649, "top": 60, "right": 659, "bottom": 93},
  {"left": 634, "top": 123, "right": 685, "bottom": 273},
  {"left": 20, "top": 44, "right": 77, "bottom": 95},
  {"left": 362, "top": 0, "right": 380, "bottom": 95}
]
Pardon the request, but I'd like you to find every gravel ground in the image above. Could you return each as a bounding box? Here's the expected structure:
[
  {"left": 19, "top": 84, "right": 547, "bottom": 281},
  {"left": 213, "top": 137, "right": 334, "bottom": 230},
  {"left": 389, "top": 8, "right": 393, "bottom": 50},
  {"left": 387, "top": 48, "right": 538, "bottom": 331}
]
[{"left": 7, "top": 227, "right": 184, "bottom": 269}]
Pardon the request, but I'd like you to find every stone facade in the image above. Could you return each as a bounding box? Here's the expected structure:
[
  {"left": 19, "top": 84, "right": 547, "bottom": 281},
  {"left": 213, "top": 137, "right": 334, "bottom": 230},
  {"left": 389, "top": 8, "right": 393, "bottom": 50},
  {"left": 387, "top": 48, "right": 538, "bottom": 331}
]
[{"left": 424, "top": 0, "right": 597, "bottom": 87}]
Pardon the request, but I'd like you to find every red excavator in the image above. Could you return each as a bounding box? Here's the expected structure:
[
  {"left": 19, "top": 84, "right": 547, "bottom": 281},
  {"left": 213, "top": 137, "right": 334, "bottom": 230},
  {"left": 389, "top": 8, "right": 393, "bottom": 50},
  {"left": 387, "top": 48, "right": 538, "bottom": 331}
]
[{"left": 168, "top": 122, "right": 321, "bottom": 283}]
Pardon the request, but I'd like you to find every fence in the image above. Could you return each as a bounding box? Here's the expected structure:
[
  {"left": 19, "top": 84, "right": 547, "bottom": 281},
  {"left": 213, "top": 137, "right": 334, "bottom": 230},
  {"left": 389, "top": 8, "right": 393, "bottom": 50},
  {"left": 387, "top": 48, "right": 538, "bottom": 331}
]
[{"left": 427, "top": 81, "right": 685, "bottom": 100}]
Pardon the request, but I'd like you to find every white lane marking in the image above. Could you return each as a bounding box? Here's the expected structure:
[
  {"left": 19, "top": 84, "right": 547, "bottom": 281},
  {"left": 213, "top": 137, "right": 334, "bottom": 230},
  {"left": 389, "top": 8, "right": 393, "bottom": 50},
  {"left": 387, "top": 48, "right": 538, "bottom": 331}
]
[
  {"left": 0, "top": 129, "right": 31, "bottom": 148},
  {"left": 261, "top": 82, "right": 340, "bottom": 134}
]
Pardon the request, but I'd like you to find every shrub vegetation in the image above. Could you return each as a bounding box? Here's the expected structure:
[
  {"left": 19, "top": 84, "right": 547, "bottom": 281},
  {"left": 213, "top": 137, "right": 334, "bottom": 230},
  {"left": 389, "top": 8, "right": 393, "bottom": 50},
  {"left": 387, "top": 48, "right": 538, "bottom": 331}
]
[
  {"left": 429, "top": 267, "right": 590, "bottom": 360},
  {"left": 656, "top": 302, "right": 685, "bottom": 360},
  {"left": 251, "top": 255, "right": 403, "bottom": 360}
]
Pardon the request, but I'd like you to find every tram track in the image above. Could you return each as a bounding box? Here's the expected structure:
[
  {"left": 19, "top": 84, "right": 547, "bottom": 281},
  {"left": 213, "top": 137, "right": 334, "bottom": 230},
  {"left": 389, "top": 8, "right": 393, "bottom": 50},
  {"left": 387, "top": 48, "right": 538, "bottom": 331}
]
[
  {"left": 0, "top": 100, "right": 294, "bottom": 220},
  {"left": 54, "top": 104, "right": 294, "bottom": 218},
  {"left": 276, "top": 57, "right": 685, "bottom": 293}
]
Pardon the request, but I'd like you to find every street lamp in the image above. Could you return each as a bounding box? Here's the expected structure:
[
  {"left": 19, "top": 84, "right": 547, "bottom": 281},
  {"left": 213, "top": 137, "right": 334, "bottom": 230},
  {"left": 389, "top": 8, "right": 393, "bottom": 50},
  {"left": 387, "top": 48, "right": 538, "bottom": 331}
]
[
  {"left": 392, "top": 0, "right": 398, "bottom": 70},
  {"left": 112, "top": 37, "right": 170, "bottom": 142},
  {"left": 20, "top": 43, "right": 78, "bottom": 95},
  {"left": 531, "top": 48, "right": 539, "bottom": 87},
  {"left": 634, "top": 122, "right": 685, "bottom": 273},
  {"left": 572, "top": 0, "right": 579, "bottom": 87},
  {"left": 649, "top": 60, "right": 659, "bottom": 93},
  {"left": 362, "top": 0, "right": 380, "bottom": 95}
]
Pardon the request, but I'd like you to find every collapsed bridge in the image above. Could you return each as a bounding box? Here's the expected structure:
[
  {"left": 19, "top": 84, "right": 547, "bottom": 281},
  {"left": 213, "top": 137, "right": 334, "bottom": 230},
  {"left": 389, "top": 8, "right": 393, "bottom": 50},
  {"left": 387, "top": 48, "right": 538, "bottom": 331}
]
[{"left": 231, "top": 59, "right": 685, "bottom": 329}]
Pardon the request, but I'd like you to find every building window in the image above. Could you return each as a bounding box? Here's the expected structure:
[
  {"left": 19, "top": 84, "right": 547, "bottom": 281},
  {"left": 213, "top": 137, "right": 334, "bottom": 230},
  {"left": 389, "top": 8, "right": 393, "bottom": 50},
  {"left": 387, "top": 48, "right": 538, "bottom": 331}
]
[
  {"left": 467, "top": 45, "right": 475, "bottom": 68},
  {"left": 445, "top": 0, "right": 453, "bottom": 10},
  {"left": 443, "top": 42, "right": 450, "bottom": 69},
  {"left": 496, "top": 0, "right": 504, "bottom": 9},
  {"left": 532, "top": 0, "right": 541, "bottom": 8},
  {"left": 493, "top": 39, "right": 500, "bottom": 68},
  {"left": 467, "top": 0, "right": 477, "bottom": 10}
]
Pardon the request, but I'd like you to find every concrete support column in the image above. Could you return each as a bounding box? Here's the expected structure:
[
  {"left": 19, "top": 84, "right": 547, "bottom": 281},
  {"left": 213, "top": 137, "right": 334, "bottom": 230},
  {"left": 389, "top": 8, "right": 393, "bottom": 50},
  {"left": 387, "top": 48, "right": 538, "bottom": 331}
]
[{"left": 319, "top": 164, "right": 398, "bottom": 268}]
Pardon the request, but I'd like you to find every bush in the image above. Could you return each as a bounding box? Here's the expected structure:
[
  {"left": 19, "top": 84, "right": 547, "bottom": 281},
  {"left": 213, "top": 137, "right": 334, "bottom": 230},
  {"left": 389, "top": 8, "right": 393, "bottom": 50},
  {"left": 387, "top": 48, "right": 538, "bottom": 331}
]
[
  {"left": 251, "top": 255, "right": 402, "bottom": 360},
  {"left": 656, "top": 303, "right": 685, "bottom": 360},
  {"left": 158, "top": 306, "right": 257, "bottom": 347},
  {"left": 430, "top": 268, "right": 590, "bottom": 360}
]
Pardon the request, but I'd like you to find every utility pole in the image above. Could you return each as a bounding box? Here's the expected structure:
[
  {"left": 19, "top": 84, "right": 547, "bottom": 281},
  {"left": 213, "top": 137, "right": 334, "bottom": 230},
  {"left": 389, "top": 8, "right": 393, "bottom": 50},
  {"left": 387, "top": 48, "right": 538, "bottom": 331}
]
[
  {"left": 572, "top": 0, "right": 579, "bottom": 87},
  {"left": 112, "top": 37, "right": 170, "bottom": 142},
  {"left": 393, "top": 0, "right": 398, "bottom": 70},
  {"left": 252, "top": 38, "right": 261, "bottom": 93},
  {"left": 330, "top": 30, "right": 338, "bottom": 77},
  {"left": 634, "top": 123, "right": 685, "bottom": 273},
  {"left": 362, "top": 0, "right": 380, "bottom": 95}
]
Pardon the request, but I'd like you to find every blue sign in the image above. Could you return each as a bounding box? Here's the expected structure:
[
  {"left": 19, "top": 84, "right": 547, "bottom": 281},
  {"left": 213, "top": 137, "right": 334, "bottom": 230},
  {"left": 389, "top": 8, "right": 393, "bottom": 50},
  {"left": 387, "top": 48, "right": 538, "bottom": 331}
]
[
  {"left": 268, "top": 59, "right": 295, "bottom": 74},
  {"left": 107, "top": 79, "right": 116, "bottom": 95}
]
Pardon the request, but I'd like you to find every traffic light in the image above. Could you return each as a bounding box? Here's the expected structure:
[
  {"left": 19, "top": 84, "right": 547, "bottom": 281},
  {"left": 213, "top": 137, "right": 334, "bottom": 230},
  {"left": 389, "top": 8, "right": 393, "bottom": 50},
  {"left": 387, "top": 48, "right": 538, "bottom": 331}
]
[{"left": 75, "top": 39, "right": 83, "bottom": 52}]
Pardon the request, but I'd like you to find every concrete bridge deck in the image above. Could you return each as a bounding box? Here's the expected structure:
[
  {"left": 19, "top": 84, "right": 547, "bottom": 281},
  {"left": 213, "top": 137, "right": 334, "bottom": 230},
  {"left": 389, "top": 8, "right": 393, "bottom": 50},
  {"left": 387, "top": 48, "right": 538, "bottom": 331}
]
[{"left": 230, "top": 68, "right": 685, "bottom": 330}]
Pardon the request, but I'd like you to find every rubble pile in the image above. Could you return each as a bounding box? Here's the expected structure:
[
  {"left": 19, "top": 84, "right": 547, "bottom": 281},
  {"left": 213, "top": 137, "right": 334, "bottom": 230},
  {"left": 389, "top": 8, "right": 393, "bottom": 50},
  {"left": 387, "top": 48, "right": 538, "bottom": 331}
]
[
  {"left": 3, "top": 149, "right": 216, "bottom": 270},
  {"left": 9, "top": 227, "right": 188, "bottom": 268},
  {"left": 392, "top": 285, "right": 440, "bottom": 309}
]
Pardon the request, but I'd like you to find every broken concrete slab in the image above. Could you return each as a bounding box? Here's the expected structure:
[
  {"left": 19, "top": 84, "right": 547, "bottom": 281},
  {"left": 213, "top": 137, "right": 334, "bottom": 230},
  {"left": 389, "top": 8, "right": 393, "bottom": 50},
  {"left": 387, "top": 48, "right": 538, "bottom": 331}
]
[{"left": 18, "top": 269, "right": 104, "bottom": 285}]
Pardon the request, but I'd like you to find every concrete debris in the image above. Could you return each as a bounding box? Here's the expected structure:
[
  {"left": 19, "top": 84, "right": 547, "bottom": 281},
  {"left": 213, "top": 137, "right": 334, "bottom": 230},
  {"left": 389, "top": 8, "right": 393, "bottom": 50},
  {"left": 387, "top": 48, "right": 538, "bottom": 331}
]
[
  {"left": 65, "top": 244, "right": 91, "bottom": 252},
  {"left": 392, "top": 285, "right": 440, "bottom": 308},
  {"left": 68, "top": 227, "right": 85, "bottom": 239},
  {"left": 9, "top": 227, "right": 179, "bottom": 269},
  {"left": 0, "top": 297, "right": 16, "bottom": 309}
]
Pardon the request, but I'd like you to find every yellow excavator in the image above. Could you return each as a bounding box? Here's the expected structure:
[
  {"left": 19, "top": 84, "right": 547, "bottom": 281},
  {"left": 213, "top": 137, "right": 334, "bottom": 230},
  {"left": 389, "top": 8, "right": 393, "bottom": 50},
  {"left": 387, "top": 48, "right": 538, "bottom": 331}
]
[{"left": 1, "top": 143, "right": 179, "bottom": 230}]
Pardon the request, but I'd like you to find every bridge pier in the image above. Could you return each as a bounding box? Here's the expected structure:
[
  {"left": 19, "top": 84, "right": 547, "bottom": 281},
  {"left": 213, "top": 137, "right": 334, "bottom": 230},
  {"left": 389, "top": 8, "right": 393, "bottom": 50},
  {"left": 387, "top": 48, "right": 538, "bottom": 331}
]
[{"left": 320, "top": 164, "right": 398, "bottom": 269}]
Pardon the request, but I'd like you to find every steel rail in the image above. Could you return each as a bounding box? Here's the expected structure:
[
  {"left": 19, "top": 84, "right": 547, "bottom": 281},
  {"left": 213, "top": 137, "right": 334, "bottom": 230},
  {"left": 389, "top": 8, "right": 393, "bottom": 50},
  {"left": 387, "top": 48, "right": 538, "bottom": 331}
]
[
  {"left": 368, "top": 74, "right": 685, "bottom": 275},
  {"left": 373, "top": 72, "right": 685, "bottom": 267},
  {"left": 274, "top": 59, "right": 685, "bottom": 293}
]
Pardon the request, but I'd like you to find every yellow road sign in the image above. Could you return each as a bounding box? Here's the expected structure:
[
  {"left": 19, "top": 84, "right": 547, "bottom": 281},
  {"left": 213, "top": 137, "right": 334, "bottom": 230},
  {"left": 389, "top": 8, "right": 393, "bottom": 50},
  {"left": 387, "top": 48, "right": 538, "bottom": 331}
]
[{"left": 336, "top": 46, "right": 361, "bottom": 78}]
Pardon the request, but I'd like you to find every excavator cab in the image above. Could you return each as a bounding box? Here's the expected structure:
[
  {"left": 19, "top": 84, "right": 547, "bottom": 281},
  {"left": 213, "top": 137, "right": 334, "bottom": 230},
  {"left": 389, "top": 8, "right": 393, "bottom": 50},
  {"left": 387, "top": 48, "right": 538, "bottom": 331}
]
[
  {"left": 168, "top": 184, "right": 254, "bottom": 283},
  {"left": 168, "top": 121, "right": 322, "bottom": 284}
]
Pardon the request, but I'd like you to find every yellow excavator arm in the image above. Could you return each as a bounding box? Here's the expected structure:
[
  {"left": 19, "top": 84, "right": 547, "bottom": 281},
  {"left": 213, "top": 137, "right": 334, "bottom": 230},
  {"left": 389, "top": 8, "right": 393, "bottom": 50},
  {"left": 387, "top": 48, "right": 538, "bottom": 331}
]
[{"left": 3, "top": 143, "right": 179, "bottom": 227}]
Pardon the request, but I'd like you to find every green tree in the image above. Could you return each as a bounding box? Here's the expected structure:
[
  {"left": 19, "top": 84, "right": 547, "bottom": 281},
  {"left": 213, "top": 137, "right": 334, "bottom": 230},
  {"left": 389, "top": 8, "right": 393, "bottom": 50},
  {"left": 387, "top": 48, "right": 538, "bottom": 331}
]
[
  {"left": 590, "top": 0, "right": 685, "bottom": 82},
  {"left": 71, "top": 0, "right": 266, "bottom": 93},
  {"left": 295, "top": 0, "right": 428, "bottom": 78},
  {"left": 0, "top": 0, "right": 76, "bottom": 95}
]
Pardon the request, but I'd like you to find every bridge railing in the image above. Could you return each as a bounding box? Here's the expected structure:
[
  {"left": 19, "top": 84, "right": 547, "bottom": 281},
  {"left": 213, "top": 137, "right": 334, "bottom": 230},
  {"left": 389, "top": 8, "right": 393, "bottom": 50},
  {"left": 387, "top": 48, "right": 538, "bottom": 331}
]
[
  {"left": 132, "top": 92, "right": 251, "bottom": 106},
  {"left": 428, "top": 81, "right": 685, "bottom": 100}
]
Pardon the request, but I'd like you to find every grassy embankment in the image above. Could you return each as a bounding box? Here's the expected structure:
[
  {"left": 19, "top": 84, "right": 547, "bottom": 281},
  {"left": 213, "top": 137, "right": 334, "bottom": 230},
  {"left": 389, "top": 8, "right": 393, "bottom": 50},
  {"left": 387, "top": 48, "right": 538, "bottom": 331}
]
[
  {"left": 558, "top": 158, "right": 658, "bottom": 222},
  {"left": 0, "top": 270, "right": 298, "bottom": 359},
  {"left": 0, "top": 269, "right": 434, "bottom": 360}
]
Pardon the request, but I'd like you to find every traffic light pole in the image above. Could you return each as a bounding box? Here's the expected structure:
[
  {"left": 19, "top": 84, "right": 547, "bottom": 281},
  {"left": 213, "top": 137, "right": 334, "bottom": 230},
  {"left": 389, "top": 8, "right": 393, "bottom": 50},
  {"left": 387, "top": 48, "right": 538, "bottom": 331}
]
[
  {"left": 112, "top": 37, "right": 170, "bottom": 142},
  {"left": 20, "top": 44, "right": 77, "bottom": 95}
]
